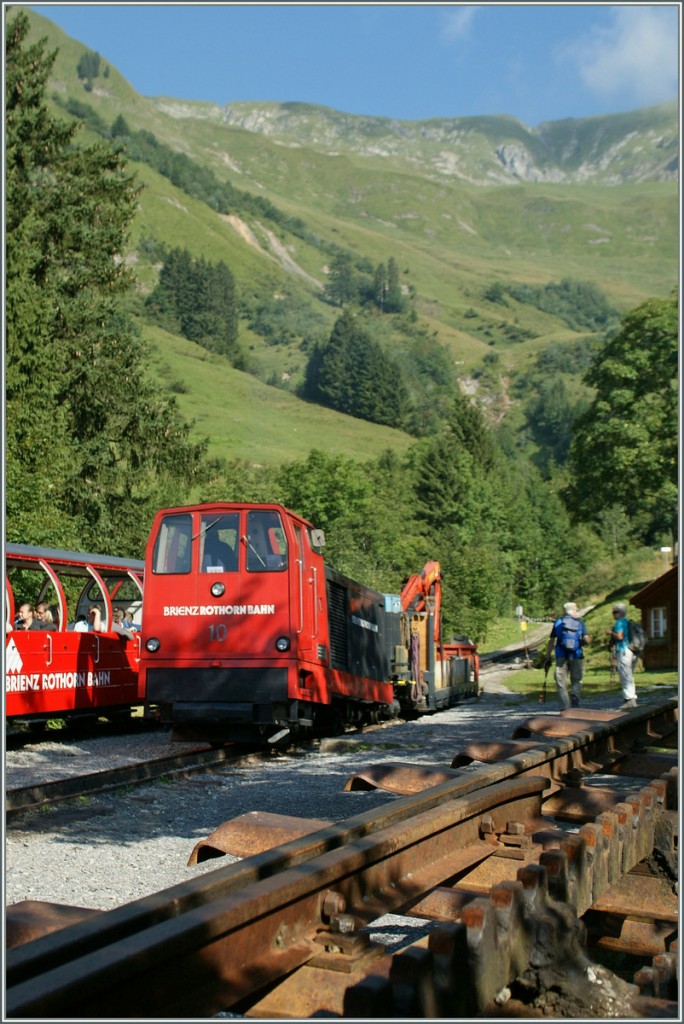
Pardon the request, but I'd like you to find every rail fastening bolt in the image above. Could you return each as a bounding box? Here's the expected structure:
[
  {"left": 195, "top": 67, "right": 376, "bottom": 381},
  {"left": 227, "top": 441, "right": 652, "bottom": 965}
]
[
  {"left": 322, "top": 890, "right": 346, "bottom": 920},
  {"left": 506, "top": 821, "right": 526, "bottom": 836}
]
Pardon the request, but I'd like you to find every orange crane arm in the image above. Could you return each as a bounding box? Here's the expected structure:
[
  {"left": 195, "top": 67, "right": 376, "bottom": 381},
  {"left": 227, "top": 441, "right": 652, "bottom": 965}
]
[{"left": 400, "top": 561, "right": 442, "bottom": 643}]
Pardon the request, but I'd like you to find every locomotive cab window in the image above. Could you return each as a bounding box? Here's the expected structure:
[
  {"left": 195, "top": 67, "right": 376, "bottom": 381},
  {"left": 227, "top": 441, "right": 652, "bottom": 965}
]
[
  {"left": 246, "top": 510, "right": 288, "bottom": 572},
  {"left": 152, "top": 514, "right": 192, "bottom": 574},
  {"left": 201, "top": 513, "right": 239, "bottom": 573}
]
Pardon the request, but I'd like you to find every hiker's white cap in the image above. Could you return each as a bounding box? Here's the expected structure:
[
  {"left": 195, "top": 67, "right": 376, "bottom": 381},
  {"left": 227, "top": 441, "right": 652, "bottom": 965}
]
[{"left": 563, "top": 602, "right": 579, "bottom": 615}]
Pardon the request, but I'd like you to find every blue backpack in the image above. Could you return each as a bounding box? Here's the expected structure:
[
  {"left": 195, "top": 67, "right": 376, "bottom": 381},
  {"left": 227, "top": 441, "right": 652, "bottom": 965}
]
[{"left": 560, "top": 615, "right": 583, "bottom": 654}]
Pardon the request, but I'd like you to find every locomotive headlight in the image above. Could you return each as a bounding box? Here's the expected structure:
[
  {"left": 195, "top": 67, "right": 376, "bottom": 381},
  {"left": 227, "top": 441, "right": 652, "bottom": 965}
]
[
  {"left": 146, "top": 637, "right": 161, "bottom": 653},
  {"left": 210, "top": 582, "right": 226, "bottom": 597},
  {"left": 275, "top": 636, "right": 290, "bottom": 652}
]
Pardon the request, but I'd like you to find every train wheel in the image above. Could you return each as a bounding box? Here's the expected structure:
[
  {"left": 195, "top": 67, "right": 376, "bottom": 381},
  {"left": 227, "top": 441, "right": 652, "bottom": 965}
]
[{"left": 315, "top": 704, "right": 346, "bottom": 737}]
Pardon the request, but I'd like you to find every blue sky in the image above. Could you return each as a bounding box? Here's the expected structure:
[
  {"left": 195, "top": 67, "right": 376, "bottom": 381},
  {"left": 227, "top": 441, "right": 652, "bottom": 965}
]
[{"left": 28, "top": 3, "right": 679, "bottom": 126}]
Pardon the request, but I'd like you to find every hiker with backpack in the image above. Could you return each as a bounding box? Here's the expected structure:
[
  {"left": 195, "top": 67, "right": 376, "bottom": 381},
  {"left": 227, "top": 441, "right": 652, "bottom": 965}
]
[
  {"left": 610, "top": 601, "right": 646, "bottom": 710},
  {"left": 544, "top": 601, "right": 591, "bottom": 710}
]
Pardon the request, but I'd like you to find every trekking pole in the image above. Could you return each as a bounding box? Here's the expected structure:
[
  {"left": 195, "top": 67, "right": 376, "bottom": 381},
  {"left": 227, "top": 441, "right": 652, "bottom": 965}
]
[{"left": 539, "top": 659, "right": 550, "bottom": 703}]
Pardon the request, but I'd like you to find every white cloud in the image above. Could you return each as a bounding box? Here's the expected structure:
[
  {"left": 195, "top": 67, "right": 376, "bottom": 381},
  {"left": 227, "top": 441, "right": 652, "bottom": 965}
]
[
  {"left": 572, "top": 6, "right": 678, "bottom": 105},
  {"left": 441, "top": 5, "right": 479, "bottom": 43}
]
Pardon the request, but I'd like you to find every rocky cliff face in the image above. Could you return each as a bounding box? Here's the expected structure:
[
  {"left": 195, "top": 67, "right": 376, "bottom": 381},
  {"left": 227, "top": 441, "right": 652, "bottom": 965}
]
[{"left": 192, "top": 101, "right": 678, "bottom": 186}]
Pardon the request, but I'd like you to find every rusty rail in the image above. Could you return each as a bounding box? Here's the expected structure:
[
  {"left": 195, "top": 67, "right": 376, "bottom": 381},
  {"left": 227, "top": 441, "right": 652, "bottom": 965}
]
[{"left": 6, "top": 698, "right": 678, "bottom": 1018}]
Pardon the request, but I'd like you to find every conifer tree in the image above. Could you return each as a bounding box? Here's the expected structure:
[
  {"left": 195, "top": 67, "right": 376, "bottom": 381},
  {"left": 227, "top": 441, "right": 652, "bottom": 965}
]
[
  {"left": 448, "top": 393, "right": 498, "bottom": 471},
  {"left": 372, "top": 262, "right": 387, "bottom": 310},
  {"left": 385, "top": 256, "right": 405, "bottom": 313},
  {"left": 147, "top": 248, "right": 241, "bottom": 365},
  {"left": 76, "top": 50, "right": 100, "bottom": 81},
  {"left": 5, "top": 12, "right": 208, "bottom": 553},
  {"left": 324, "top": 252, "right": 358, "bottom": 306},
  {"left": 315, "top": 310, "right": 356, "bottom": 411},
  {"left": 111, "top": 114, "right": 131, "bottom": 138},
  {"left": 308, "top": 311, "right": 408, "bottom": 428}
]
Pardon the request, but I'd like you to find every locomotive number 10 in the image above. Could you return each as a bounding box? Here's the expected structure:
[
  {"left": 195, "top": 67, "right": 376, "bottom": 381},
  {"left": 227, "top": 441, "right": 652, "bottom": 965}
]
[{"left": 209, "top": 623, "right": 228, "bottom": 642}]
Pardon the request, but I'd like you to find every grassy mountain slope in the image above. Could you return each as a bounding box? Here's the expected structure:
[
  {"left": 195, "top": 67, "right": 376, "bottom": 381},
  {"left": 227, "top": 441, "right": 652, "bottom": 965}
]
[
  {"left": 18, "top": 9, "right": 680, "bottom": 467},
  {"left": 145, "top": 322, "right": 413, "bottom": 466}
]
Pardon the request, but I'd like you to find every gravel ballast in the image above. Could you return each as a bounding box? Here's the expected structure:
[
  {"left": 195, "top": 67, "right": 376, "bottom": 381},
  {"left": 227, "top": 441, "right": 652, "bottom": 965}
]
[{"left": 5, "top": 678, "right": 677, "bottom": 914}]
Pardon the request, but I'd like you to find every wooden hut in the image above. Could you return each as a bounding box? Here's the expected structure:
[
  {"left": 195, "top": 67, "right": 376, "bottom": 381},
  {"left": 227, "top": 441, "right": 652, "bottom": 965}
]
[{"left": 630, "top": 565, "right": 678, "bottom": 670}]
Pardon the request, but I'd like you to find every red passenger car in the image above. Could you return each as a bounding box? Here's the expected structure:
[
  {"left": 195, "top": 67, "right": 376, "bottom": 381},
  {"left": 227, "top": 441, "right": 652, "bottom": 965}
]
[
  {"left": 5, "top": 544, "right": 145, "bottom": 725},
  {"left": 141, "top": 503, "right": 478, "bottom": 744}
]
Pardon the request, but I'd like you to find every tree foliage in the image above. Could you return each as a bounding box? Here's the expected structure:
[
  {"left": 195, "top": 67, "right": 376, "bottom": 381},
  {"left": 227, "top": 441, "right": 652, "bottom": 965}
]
[
  {"left": 388, "top": 322, "right": 456, "bottom": 437},
  {"left": 226, "top": 397, "right": 597, "bottom": 642},
  {"left": 564, "top": 293, "right": 678, "bottom": 543},
  {"left": 5, "top": 13, "right": 208, "bottom": 555},
  {"left": 384, "top": 257, "right": 405, "bottom": 313},
  {"left": 485, "top": 277, "right": 620, "bottom": 333},
  {"left": 303, "top": 310, "right": 410, "bottom": 428},
  {"left": 276, "top": 449, "right": 424, "bottom": 594},
  {"left": 245, "top": 291, "right": 328, "bottom": 349},
  {"left": 324, "top": 253, "right": 408, "bottom": 313},
  {"left": 146, "top": 247, "right": 243, "bottom": 366},
  {"left": 402, "top": 395, "right": 599, "bottom": 638},
  {"left": 324, "top": 252, "right": 358, "bottom": 306},
  {"left": 76, "top": 49, "right": 100, "bottom": 83},
  {"left": 525, "top": 378, "right": 591, "bottom": 473}
]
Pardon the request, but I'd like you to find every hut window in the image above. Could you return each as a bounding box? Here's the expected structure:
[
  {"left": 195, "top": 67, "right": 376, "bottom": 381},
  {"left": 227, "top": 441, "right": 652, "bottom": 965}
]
[{"left": 649, "top": 607, "right": 667, "bottom": 638}]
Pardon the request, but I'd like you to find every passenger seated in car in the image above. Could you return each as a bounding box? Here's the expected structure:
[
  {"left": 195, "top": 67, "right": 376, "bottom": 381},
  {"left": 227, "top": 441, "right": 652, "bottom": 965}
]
[
  {"left": 112, "top": 608, "right": 136, "bottom": 639},
  {"left": 15, "top": 603, "right": 57, "bottom": 631},
  {"left": 124, "top": 607, "right": 141, "bottom": 631},
  {"left": 84, "top": 605, "right": 105, "bottom": 631},
  {"left": 69, "top": 615, "right": 89, "bottom": 632},
  {"left": 35, "top": 602, "right": 58, "bottom": 628}
]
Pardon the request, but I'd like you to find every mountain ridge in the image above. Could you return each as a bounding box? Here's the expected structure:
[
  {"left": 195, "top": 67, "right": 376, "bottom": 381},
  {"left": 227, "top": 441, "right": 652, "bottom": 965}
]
[{"left": 152, "top": 97, "right": 679, "bottom": 186}]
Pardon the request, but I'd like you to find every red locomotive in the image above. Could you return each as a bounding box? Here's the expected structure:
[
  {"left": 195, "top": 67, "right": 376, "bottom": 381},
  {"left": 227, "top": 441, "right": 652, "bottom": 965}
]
[
  {"left": 5, "top": 543, "right": 145, "bottom": 726},
  {"left": 140, "top": 502, "right": 479, "bottom": 743}
]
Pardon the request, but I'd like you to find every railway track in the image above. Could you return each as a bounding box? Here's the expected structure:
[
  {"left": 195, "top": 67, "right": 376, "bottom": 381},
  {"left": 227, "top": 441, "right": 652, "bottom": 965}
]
[
  {"left": 4, "top": 742, "right": 258, "bottom": 820},
  {"left": 480, "top": 645, "right": 540, "bottom": 667},
  {"left": 3, "top": 713, "right": 432, "bottom": 819},
  {"left": 3, "top": 722, "right": 419, "bottom": 820},
  {"left": 6, "top": 697, "right": 678, "bottom": 1018}
]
